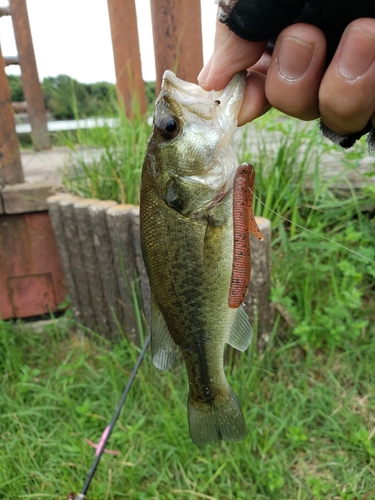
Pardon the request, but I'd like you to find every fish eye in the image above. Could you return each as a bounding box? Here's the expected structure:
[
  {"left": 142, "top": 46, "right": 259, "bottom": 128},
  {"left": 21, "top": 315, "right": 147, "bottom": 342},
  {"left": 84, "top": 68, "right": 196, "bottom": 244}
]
[{"left": 158, "top": 115, "right": 180, "bottom": 139}]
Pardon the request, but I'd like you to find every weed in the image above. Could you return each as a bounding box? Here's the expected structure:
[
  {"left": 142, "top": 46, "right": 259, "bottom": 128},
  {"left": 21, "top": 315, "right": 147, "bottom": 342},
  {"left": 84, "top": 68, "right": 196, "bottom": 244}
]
[
  {"left": 237, "top": 113, "right": 375, "bottom": 348},
  {"left": 59, "top": 106, "right": 151, "bottom": 205},
  {"left": 1, "top": 318, "right": 375, "bottom": 499},
  {"left": 58, "top": 105, "right": 374, "bottom": 348}
]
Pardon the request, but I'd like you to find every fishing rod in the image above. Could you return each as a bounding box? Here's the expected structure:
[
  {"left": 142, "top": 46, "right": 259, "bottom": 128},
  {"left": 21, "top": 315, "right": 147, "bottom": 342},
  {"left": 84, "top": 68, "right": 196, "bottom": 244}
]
[{"left": 68, "top": 334, "right": 150, "bottom": 500}]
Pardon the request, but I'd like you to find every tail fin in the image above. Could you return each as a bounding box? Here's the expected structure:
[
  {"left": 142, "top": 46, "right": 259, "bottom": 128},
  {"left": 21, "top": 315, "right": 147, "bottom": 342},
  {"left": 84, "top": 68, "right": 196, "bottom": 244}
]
[{"left": 188, "top": 385, "right": 247, "bottom": 446}]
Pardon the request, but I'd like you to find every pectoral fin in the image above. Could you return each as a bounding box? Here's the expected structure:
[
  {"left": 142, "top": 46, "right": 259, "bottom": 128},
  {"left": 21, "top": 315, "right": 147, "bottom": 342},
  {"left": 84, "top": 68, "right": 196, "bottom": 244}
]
[
  {"left": 150, "top": 297, "right": 179, "bottom": 370},
  {"left": 227, "top": 306, "right": 253, "bottom": 351}
]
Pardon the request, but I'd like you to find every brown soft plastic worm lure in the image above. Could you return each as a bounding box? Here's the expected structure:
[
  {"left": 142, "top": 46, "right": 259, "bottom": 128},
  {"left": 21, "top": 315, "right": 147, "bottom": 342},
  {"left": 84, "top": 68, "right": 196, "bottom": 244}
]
[{"left": 229, "top": 163, "right": 264, "bottom": 308}]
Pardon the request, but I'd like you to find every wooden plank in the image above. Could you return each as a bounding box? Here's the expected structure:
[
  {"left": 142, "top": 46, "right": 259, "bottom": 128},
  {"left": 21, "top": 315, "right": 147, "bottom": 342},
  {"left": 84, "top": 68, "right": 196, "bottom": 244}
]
[
  {"left": 89, "top": 200, "right": 121, "bottom": 336},
  {"left": 1, "top": 182, "right": 58, "bottom": 214},
  {"left": 106, "top": 204, "right": 141, "bottom": 344},
  {"left": 47, "top": 194, "right": 82, "bottom": 324},
  {"left": 58, "top": 196, "right": 97, "bottom": 331},
  {"left": 130, "top": 206, "right": 151, "bottom": 326},
  {"left": 74, "top": 198, "right": 111, "bottom": 336}
]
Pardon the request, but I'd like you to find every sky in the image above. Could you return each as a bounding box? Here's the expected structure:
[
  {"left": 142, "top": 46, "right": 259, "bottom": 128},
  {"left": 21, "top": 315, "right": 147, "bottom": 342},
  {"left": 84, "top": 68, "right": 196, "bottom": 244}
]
[{"left": 0, "top": 0, "right": 217, "bottom": 83}]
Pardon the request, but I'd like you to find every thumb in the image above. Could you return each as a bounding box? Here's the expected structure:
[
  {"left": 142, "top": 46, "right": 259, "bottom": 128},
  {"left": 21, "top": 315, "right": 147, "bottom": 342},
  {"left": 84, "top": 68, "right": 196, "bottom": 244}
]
[{"left": 198, "top": 20, "right": 267, "bottom": 91}]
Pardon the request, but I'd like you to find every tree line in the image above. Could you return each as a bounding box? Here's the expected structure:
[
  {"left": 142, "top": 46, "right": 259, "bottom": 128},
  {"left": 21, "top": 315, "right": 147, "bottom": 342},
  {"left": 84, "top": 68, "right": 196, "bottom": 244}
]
[{"left": 8, "top": 74, "right": 156, "bottom": 119}]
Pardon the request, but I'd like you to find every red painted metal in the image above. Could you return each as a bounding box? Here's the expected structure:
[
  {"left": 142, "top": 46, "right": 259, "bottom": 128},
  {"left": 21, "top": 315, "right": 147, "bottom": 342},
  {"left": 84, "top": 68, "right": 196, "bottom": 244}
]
[
  {"left": 0, "top": 211, "right": 66, "bottom": 319},
  {"left": 7, "top": 273, "right": 56, "bottom": 318}
]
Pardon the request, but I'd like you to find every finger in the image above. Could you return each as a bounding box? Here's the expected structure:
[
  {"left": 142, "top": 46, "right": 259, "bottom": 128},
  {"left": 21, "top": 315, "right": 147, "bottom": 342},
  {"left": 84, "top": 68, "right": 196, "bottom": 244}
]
[
  {"left": 265, "top": 23, "right": 326, "bottom": 121},
  {"left": 250, "top": 50, "right": 272, "bottom": 76},
  {"left": 198, "top": 20, "right": 267, "bottom": 91},
  {"left": 237, "top": 53, "right": 272, "bottom": 126},
  {"left": 319, "top": 18, "right": 375, "bottom": 135},
  {"left": 238, "top": 71, "right": 271, "bottom": 126}
]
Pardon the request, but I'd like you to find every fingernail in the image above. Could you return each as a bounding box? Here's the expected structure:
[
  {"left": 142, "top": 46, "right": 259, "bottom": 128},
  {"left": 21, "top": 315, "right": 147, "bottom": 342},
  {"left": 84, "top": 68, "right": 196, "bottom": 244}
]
[
  {"left": 338, "top": 27, "right": 375, "bottom": 80},
  {"left": 198, "top": 54, "right": 213, "bottom": 87},
  {"left": 278, "top": 37, "right": 314, "bottom": 81}
]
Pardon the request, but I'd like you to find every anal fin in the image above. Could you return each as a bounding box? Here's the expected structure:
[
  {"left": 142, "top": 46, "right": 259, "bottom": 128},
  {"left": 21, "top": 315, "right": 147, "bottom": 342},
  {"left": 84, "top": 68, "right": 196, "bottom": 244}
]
[{"left": 150, "top": 297, "right": 179, "bottom": 370}]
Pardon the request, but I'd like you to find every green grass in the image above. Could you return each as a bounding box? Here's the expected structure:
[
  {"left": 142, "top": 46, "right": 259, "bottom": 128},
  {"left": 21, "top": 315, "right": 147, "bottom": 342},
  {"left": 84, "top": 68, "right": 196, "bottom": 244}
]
[{"left": 1, "top": 316, "right": 375, "bottom": 499}]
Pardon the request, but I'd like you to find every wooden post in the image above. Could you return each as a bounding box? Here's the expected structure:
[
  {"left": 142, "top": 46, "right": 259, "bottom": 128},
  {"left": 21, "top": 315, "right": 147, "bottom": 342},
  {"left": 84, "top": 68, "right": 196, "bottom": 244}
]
[
  {"left": 245, "top": 217, "right": 273, "bottom": 344},
  {"left": 107, "top": 0, "right": 147, "bottom": 117},
  {"left": 150, "top": 0, "right": 203, "bottom": 91},
  {"left": 9, "top": 0, "right": 51, "bottom": 151},
  {"left": 0, "top": 43, "right": 24, "bottom": 186},
  {"left": 47, "top": 194, "right": 83, "bottom": 324}
]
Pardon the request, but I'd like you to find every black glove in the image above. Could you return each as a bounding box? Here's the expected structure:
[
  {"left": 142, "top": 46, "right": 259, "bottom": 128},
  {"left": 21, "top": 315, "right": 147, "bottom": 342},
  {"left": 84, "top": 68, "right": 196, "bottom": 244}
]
[{"left": 217, "top": 0, "right": 375, "bottom": 151}]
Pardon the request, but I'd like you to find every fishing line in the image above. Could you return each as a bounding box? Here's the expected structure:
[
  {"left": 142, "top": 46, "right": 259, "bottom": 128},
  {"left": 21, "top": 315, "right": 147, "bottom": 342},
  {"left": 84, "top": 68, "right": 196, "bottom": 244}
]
[
  {"left": 252, "top": 192, "right": 375, "bottom": 265},
  {"left": 72, "top": 334, "right": 150, "bottom": 500}
]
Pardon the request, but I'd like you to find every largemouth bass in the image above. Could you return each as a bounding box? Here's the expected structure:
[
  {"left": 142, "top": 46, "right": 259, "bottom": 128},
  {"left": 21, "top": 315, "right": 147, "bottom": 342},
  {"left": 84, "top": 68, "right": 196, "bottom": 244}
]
[{"left": 140, "top": 70, "right": 261, "bottom": 446}]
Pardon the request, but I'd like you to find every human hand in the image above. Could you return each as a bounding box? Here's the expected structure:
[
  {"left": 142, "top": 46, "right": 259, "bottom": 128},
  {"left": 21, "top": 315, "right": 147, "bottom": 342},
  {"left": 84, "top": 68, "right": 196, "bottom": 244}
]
[{"left": 198, "top": 17, "right": 375, "bottom": 142}]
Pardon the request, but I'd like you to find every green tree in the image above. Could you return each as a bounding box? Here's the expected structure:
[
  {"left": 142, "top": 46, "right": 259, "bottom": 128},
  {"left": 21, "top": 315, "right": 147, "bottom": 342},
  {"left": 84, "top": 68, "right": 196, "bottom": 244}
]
[
  {"left": 42, "top": 75, "right": 117, "bottom": 119},
  {"left": 145, "top": 80, "right": 156, "bottom": 106},
  {"left": 7, "top": 73, "right": 150, "bottom": 119},
  {"left": 7, "top": 75, "right": 24, "bottom": 102},
  {"left": 85, "top": 81, "right": 116, "bottom": 115},
  {"left": 42, "top": 74, "right": 89, "bottom": 119}
]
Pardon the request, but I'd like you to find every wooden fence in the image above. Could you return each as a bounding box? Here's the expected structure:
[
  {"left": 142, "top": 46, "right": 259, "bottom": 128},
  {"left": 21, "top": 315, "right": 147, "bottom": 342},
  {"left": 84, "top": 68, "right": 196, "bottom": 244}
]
[
  {"left": 0, "top": 0, "right": 204, "bottom": 317},
  {"left": 0, "top": 0, "right": 204, "bottom": 187}
]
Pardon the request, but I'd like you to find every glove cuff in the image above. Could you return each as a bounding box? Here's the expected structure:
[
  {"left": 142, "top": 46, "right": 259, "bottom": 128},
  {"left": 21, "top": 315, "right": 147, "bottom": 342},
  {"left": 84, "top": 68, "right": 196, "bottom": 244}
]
[
  {"left": 217, "top": 0, "right": 305, "bottom": 42},
  {"left": 319, "top": 120, "right": 375, "bottom": 154}
]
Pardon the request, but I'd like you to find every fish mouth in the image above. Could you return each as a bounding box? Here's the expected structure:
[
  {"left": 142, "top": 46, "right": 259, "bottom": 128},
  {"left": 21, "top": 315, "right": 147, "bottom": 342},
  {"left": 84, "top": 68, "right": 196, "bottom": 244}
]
[
  {"left": 162, "top": 70, "right": 215, "bottom": 100},
  {"left": 160, "top": 70, "right": 246, "bottom": 122}
]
